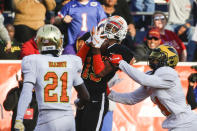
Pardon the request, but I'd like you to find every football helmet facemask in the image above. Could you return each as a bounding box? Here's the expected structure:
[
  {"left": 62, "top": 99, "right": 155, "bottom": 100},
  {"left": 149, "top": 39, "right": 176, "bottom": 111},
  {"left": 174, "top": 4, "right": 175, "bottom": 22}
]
[
  {"left": 148, "top": 45, "right": 179, "bottom": 70},
  {"left": 99, "top": 16, "right": 128, "bottom": 41},
  {"left": 36, "top": 24, "right": 63, "bottom": 56}
]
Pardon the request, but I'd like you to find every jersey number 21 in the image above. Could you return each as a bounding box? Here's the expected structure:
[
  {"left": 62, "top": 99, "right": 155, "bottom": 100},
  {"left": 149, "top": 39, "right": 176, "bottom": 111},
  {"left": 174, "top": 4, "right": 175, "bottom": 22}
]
[{"left": 44, "top": 72, "right": 69, "bottom": 103}]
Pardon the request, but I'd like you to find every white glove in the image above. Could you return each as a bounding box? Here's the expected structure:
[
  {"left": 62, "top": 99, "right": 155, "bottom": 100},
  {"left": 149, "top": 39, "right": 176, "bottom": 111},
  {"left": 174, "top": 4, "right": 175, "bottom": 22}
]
[
  {"left": 91, "top": 26, "right": 106, "bottom": 48},
  {"left": 74, "top": 98, "right": 84, "bottom": 110},
  {"left": 14, "top": 120, "right": 25, "bottom": 131}
]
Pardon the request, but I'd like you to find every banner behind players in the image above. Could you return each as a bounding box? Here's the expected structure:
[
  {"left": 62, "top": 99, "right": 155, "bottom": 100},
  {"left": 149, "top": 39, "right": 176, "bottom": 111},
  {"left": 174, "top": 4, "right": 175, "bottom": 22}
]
[{"left": 0, "top": 61, "right": 197, "bottom": 131}]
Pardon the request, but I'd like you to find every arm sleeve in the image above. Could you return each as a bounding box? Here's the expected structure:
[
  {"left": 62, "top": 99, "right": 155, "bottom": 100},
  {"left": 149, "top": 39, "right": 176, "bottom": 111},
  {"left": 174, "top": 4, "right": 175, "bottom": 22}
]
[
  {"left": 22, "top": 56, "right": 37, "bottom": 84},
  {"left": 93, "top": 54, "right": 105, "bottom": 75},
  {"left": 108, "top": 86, "right": 150, "bottom": 105},
  {"left": 119, "top": 60, "right": 175, "bottom": 88},
  {"left": 16, "top": 82, "right": 34, "bottom": 121},
  {"left": 97, "top": 2, "right": 107, "bottom": 21},
  {"left": 58, "top": 3, "right": 69, "bottom": 18},
  {"left": 77, "top": 43, "right": 90, "bottom": 64},
  {"left": 172, "top": 32, "right": 186, "bottom": 50}
]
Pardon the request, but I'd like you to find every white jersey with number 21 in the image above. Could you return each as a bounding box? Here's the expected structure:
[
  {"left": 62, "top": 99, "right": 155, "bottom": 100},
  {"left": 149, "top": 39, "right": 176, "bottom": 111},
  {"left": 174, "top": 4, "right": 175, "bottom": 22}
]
[{"left": 22, "top": 54, "right": 83, "bottom": 112}]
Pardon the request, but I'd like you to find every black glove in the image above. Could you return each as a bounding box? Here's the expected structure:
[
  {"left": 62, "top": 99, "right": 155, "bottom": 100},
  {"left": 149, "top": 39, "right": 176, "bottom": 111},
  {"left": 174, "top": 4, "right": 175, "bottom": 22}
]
[
  {"left": 108, "top": 43, "right": 134, "bottom": 63},
  {"left": 188, "top": 73, "right": 197, "bottom": 83}
]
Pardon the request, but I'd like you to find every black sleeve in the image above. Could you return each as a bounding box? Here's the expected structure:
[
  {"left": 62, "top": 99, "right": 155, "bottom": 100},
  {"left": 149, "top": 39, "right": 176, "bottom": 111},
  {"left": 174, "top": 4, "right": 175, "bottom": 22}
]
[
  {"left": 116, "top": 0, "right": 134, "bottom": 24},
  {"left": 186, "top": 86, "right": 197, "bottom": 110},
  {"left": 3, "top": 87, "right": 20, "bottom": 111}
]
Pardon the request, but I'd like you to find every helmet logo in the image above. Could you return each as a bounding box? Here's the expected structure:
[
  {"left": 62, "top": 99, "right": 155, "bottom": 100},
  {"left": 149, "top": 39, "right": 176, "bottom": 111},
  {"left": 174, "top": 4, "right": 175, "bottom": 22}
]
[{"left": 42, "top": 39, "right": 50, "bottom": 43}]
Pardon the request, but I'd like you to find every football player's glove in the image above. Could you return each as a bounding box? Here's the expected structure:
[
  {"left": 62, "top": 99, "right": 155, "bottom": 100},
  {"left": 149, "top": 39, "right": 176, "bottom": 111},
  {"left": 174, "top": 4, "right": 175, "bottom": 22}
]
[
  {"left": 14, "top": 120, "right": 24, "bottom": 131},
  {"left": 109, "top": 54, "right": 123, "bottom": 67},
  {"left": 91, "top": 26, "right": 106, "bottom": 48}
]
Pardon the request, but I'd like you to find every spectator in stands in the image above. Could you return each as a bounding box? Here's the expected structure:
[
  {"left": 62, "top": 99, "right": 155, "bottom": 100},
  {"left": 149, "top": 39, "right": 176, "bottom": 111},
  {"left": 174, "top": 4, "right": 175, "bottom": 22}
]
[
  {"left": 192, "top": 23, "right": 197, "bottom": 46},
  {"left": 12, "top": 0, "right": 56, "bottom": 43},
  {"left": 0, "top": 0, "right": 4, "bottom": 13},
  {"left": 3, "top": 80, "right": 38, "bottom": 131},
  {"left": 55, "top": 0, "right": 70, "bottom": 15},
  {"left": 4, "top": 0, "right": 12, "bottom": 12},
  {"left": 152, "top": 11, "right": 187, "bottom": 62},
  {"left": 134, "top": 27, "right": 161, "bottom": 61},
  {"left": 58, "top": 0, "right": 107, "bottom": 54},
  {"left": 192, "top": 0, "right": 197, "bottom": 26},
  {"left": 165, "top": 0, "right": 197, "bottom": 61},
  {"left": 130, "top": 0, "right": 155, "bottom": 30},
  {"left": 20, "top": 37, "right": 39, "bottom": 59},
  {"left": 49, "top": 0, "right": 71, "bottom": 24},
  {"left": 186, "top": 73, "right": 197, "bottom": 110},
  {"left": 0, "top": 13, "right": 12, "bottom": 53},
  {"left": 102, "top": 0, "right": 136, "bottom": 42},
  {"left": 191, "top": 1, "right": 197, "bottom": 61},
  {"left": 0, "top": 24, "right": 22, "bottom": 59}
]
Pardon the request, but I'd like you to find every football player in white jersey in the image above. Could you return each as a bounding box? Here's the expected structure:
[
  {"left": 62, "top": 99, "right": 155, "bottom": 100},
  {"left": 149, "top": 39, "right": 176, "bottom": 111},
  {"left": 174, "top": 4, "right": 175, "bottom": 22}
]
[
  {"left": 14, "top": 24, "right": 90, "bottom": 131},
  {"left": 108, "top": 45, "right": 197, "bottom": 131}
]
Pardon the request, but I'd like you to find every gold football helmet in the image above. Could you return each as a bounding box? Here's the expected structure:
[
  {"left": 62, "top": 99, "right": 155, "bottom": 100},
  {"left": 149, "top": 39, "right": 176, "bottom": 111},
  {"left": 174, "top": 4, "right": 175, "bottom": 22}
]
[
  {"left": 36, "top": 24, "right": 63, "bottom": 56},
  {"left": 148, "top": 44, "right": 179, "bottom": 70}
]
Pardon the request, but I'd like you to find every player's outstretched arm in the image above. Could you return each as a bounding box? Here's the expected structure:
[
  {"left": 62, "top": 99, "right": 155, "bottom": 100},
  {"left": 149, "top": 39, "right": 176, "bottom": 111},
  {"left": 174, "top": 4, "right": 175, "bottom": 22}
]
[
  {"left": 119, "top": 60, "right": 175, "bottom": 89},
  {"left": 109, "top": 54, "right": 175, "bottom": 89},
  {"left": 74, "top": 83, "right": 90, "bottom": 109},
  {"left": 108, "top": 86, "right": 150, "bottom": 105}
]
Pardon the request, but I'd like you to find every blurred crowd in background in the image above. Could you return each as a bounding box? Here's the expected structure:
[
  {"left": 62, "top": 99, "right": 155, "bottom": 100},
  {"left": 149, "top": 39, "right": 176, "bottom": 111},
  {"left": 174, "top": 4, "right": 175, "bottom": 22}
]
[{"left": 0, "top": 0, "right": 197, "bottom": 62}]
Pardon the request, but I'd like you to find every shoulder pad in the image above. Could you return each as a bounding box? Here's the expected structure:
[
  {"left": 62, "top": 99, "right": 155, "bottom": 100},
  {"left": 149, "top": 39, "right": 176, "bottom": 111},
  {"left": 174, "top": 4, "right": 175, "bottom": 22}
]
[{"left": 154, "top": 67, "right": 178, "bottom": 81}]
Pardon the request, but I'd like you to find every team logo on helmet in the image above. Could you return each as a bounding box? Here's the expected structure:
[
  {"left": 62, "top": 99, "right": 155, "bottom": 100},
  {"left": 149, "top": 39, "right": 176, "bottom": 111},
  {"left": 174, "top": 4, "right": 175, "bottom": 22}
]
[{"left": 36, "top": 24, "right": 63, "bottom": 56}]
